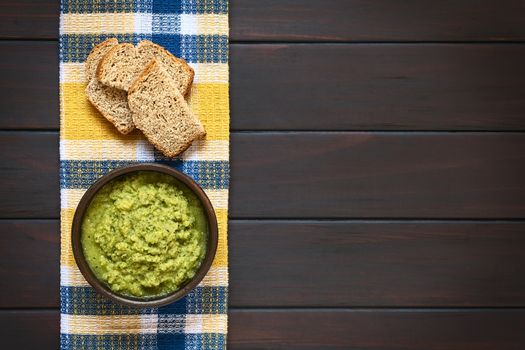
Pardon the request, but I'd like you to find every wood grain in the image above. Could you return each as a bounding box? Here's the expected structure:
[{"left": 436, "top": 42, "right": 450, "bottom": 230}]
[
  {"left": 231, "top": 0, "right": 525, "bottom": 42},
  {"left": 2, "top": 310, "right": 525, "bottom": 349},
  {"left": 230, "top": 309, "right": 525, "bottom": 350},
  {"left": 0, "top": 0, "right": 58, "bottom": 39},
  {"left": 0, "top": 42, "right": 58, "bottom": 129},
  {"left": 3, "top": 220, "right": 525, "bottom": 308},
  {"left": 2, "top": 1, "right": 525, "bottom": 41},
  {"left": 2, "top": 132, "right": 525, "bottom": 219},
  {"left": 3, "top": 42, "right": 525, "bottom": 131},
  {"left": 229, "top": 221, "right": 525, "bottom": 307},
  {"left": 0, "top": 132, "right": 58, "bottom": 218},
  {"left": 230, "top": 133, "right": 525, "bottom": 218},
  {"left": 0, "top": 221, "right": 59, "bottom": 307},
  {"left": 231, "top": 44, "right": 525, "bottom": 131},
  {"left": 0, "top": 311, "right": 60, "bottom": 350}
]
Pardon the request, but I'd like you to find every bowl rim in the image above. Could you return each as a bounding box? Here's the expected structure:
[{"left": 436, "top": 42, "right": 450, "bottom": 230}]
[{"left": 71, "top": 163, "right": 218, "bottom": 307}]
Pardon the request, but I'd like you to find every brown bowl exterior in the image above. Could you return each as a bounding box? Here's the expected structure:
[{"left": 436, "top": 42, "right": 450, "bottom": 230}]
[{"left": 71, "top": 163, "right": 218, "bottom": 307}]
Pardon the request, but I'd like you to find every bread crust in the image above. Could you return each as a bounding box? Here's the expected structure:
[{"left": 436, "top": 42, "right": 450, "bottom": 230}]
[
  {"left": 137, "top": 40, "right": 195, "bottom": 96},
  {"left": 128, "top": 60, "right": 205, "bottom": 158},
  {"left": 86, "top": 40, "right": 135, "bottom": 134},
  {"left": 84, "top": 38, "right": 118, "bottom": 82},
  {"left": 85, "top": 80, "right": 134, "bottom": 134},
  {"left": 97, "top": 41, "right": 194, "bottom": 96},
  {"left": 87, "top": 39, "right": 200, "bottom": 144},
  {"left": 127, "top": 59, "right": 158, "bottom": 97},
  {"left": 96, "top": 43, "right": 136, "bottom": 90}
]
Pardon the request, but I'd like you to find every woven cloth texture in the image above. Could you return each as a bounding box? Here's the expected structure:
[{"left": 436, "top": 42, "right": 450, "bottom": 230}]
[{"left": 59, "top": 1, "right": 229, "bottom": 349}]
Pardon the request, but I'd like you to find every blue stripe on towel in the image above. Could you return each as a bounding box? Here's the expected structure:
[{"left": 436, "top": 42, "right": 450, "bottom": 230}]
[
  {"left": 61, "top": 286, "right": 227, "bottom": 315},
  {"left": 61, "top": 333, "right": 158, "bottom": 350},
  {"left": 60, "top": 333, "right": 226, "bottom": 350},
  {"left": 59, "top": 160, "right": 229, "bottom": 190},
  {"left": 62, "top": 0, "right": 227, "bottom": 14},
  {"left": 60, "top": 34, "right": 227, "bottom": 63}
]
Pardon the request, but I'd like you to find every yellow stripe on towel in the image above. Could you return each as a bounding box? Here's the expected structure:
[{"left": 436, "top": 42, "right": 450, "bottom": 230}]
[
  {"left": 61, "top": 13, "right": 137, "bottom": 34},
  {"left": 213, "top": 209, "right": 228, "bottom": 268},
  {"left": 180, "top": 14, "right": 229, "bottom": 36},
  {"left": 61, "top": 13, "right": 228, "bottom": 36},
  {"left": 61, "top": 82, "right": 229, "bottom": 141},
  {"left": 60, "top": 208, "right": 76, "bottom": 268},
  {"left": 60, "top": 83, "right": 142, "bottom": 141},
  {"left": 185, "top": 314, "right": 228, "bottom": 334},
  {"left": 61, "top": 314, "right": 158, "bottom": 334},
  {"left": 188, "top": 84, "right": 230, "bottom": 141}
]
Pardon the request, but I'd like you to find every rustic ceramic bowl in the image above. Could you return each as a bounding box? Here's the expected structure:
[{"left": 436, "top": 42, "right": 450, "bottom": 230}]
[{"left": 71, "top": 163, "right": 218, "bottom": 307}]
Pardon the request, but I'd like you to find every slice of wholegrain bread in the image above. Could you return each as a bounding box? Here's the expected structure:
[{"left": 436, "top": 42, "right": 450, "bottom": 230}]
[
  {"left": 85, "top": 38, "right": 134, "bottom": 134},
  {"left": 86, "top": 80, "right": 134, "bottom": 134},
  {"left": 97, "top": 41, "right": 194, "bottom": 95},
  {"left": 128, "top": 60, "right": 206, "bottom": 157},
  {"left": 137, "top": 40, "right": 194, "bottom": 96},
  {"left": 96, "top": 43, "right": 149, "bottom": 91},
  {"left": 85, "top": 38, "right": 118, "bottom": 81}
]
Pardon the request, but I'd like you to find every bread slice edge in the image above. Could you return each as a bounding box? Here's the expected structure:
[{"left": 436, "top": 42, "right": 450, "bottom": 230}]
[
  {"left": 85, "top": 38, "right": 119, "bottom": 81},
  {"left": 96, "top": 43, "right": 137, "bottom": 90},
  {"left": 137, "top": 40, "right": 195, "bottom": 96},
  {"left": 128, "top": 59, "right": 205, "bottom": 158},
  {"left": 85, "top": 80, "right": 134, "bottom": 134}
]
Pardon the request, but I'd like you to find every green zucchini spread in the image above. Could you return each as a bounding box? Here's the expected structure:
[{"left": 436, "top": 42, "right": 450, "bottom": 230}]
[{"left": 81, "top": 171, "right": 207, "bottom": 298}]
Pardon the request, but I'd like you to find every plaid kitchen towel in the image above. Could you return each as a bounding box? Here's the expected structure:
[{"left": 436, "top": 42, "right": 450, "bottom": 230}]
[{"left": 59, "top": 1, "right": 229, "bottom": 349}]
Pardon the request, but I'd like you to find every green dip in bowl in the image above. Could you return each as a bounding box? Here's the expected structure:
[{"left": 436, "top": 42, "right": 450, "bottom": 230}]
[{"left": 76, "top": 167, "right": 214, "bottom": 303}]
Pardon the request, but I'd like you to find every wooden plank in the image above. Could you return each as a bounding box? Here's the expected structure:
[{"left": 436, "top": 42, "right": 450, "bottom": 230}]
[
  {"left": 232, "top": 0, "right": 525, "bottom": 42},
  {"left": 232, "top": 44, "right": 525, "bottom": 130},
  {"left": 3, "top": 220, "right": 525, "bottom": 308},
  {"left": 2, "top": 132, "right": 525, "bottom": 219},
  {"left": 0, "top": 0, "right": 58, "bottom": 39},
  {"left": 231, "top": 132, "right": 525, "bottom": 218},
  {"left": 0, "top": 132, "right": 58, "bottom": 218},
  {"left": 3, "top": 42, "right": 525, "bottom": 131},
  {"left": 0, "top": 42, "right": 58, "bottom": 129},
  {"left": 0, "top": 311, "right": 59, "bottom": 350},
  {"left": 229, "top": 221, "right": 525, "bottom": 307},
  {"left": 2, "top": 310, "right": 525, "bottom": 349},
  {"left": 0, "top": 221, "right": 59, "bottom": 308},
  {"left": 230, "top": 310, "right": 525, "bottom": 350},
  {"left": 2, "top": 1, "right": 525, "bottom": 41}
]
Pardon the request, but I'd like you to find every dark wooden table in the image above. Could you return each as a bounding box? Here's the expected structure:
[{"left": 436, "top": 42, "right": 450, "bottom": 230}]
[{"left": 2, "top": 1, "right": 525, "bottom": 349}]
